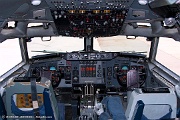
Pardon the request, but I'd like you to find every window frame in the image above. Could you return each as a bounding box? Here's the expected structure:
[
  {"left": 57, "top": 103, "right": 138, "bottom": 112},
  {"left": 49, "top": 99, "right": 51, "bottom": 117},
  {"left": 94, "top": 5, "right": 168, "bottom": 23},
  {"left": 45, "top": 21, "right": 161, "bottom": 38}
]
[
  {"left": 0, "top": 38, "right": 29, "bottom": 86},
  {"left": 148, "top": 37, "right": 180, "bottom": 86}
]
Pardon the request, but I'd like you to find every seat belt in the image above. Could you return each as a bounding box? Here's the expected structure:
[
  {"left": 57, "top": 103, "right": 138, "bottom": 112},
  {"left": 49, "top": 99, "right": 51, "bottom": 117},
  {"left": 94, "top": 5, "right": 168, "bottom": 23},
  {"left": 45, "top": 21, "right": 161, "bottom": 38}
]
[{"left": 30, "top": 68, "right": 40, "bottom": 120}]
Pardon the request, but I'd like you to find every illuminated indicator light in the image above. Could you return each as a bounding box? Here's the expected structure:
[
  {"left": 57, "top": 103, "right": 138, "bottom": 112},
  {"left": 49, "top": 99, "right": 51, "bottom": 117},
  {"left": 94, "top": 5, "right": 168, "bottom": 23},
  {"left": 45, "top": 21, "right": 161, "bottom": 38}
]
[
  {"left": 89, "top": 67, "right": 93, "bottom": 71},
  {"left": 31, "top": 0, "right": 41, "bottom": 6},
  {"left": 68, "top": 10, "right": 75, "bottom": 13},
  {"left": 50, "top": 67, "right": 56, "bottom": 71},
  {"left": 122, "top": 66, "right": 128, "bottom": 70},
  {"left": 104, "top": 10, "right": 111, "bottom": 13},
  {"left": 79, "top": 10, "right": 85, "bottom": 13},
  {"left": 100, "top": 15, "right": 103, "bottom": 19},
  {"left": 93, "top": 10, "right": 100, "bottom": 14}
]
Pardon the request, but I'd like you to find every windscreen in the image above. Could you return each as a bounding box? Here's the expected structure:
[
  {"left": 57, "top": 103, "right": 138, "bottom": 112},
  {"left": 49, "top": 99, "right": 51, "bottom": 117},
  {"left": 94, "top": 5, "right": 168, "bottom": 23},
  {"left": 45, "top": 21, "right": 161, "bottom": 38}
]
[{"left": 27, "top": 36, "right": 151, "bottom": 58}]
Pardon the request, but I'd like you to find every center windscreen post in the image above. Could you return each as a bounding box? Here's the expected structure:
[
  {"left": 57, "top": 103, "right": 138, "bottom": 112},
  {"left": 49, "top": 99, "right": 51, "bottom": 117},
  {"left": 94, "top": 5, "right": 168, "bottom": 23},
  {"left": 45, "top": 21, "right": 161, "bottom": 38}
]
[{"left": 83, "top": 37, "right": 94, "bottom": 52}]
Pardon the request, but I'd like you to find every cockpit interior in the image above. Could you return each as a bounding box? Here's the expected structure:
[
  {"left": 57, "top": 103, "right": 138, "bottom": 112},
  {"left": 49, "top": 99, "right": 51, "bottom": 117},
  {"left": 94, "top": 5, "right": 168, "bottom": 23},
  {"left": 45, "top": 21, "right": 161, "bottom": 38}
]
[{"left": 0, "top": 0, "right": 180, "bottom": 119}]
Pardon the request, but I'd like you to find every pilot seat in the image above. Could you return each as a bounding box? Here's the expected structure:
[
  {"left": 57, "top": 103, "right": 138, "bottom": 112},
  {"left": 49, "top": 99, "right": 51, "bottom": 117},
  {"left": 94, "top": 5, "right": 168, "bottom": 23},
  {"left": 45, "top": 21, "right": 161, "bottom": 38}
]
[
  {"left": 125, "top": 88, "right": 177, "bottom": 120},
  {"left": 3, "top": 76, "right": 63, "bottom": 120}
]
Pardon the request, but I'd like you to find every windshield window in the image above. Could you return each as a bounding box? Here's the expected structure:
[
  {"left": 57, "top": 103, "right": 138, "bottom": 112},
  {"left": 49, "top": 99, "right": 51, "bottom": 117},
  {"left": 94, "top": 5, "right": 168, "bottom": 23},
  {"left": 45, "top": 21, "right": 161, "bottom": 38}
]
[
  {"left": 97, "top": 36, "right": 150, "bottom": 53},
  {"left": 0, "top": 39, "right": 22, "bottom": 76},
  {"left": 156, "top": 38, "right": 180, "bottom": 76},
  {"left": 27, "top": 36, "right": 151, "bottom": 58}
]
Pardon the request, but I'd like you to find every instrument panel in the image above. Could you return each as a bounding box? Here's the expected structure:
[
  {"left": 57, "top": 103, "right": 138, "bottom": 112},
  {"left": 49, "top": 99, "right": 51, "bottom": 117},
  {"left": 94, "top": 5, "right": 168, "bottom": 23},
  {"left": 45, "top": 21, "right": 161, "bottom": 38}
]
[
  {"left": 46, "top": 0, "right": 132, "bottom": 37},
  {"left": 28, "top": 52, "right": 147, "bottom": 90},
  {"left": 67, "top": 52, "right": 113, "bottom": 60},
  {"left": 52, "top": 10, "right": 128, "bottom": 37},
  {"left": 46, "top": 0, "right": 133, "bottom": 10}
]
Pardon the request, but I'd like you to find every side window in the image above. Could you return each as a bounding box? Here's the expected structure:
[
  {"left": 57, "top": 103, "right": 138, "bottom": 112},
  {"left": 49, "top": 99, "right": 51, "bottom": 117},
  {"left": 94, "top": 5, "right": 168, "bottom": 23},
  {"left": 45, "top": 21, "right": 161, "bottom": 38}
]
[
  {"left": 156, "top": 38, "right": 180, "bottom": 76},
  {"left": 0, "top": 39, "right": 22, "bottom": 77}
]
